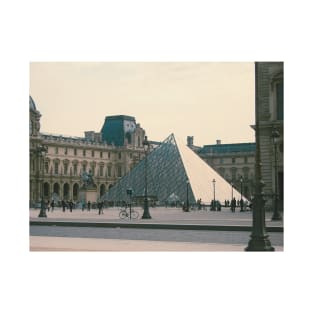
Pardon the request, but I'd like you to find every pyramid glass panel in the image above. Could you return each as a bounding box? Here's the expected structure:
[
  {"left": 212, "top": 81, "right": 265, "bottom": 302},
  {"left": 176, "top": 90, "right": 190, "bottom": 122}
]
[{"left": 102, "top": 133, "right": 245, "bottom": 205}]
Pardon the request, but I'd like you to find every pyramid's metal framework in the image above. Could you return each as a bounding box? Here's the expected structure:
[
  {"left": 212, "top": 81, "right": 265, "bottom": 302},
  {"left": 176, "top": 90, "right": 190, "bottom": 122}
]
[{"left": 101, "top": 134, "right": 244, "bottom": 205}]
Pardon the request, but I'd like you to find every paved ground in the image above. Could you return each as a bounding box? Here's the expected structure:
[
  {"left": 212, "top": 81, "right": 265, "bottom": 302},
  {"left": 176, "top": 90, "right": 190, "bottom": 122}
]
[
  {"left": 30, "top": 236, "right": 249, "bottom": 251},
  {"left": 30, "top": 206, "right": 284, "bottom": 226},
  {"left": 29, "top": 206, "right": 283, "bottom": 251}
]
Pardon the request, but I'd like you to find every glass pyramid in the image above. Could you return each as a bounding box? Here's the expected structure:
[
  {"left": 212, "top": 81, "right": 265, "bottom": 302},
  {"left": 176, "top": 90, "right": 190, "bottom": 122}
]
[{"left": 101, "top": 133, "right": 244, "bottom": 205}]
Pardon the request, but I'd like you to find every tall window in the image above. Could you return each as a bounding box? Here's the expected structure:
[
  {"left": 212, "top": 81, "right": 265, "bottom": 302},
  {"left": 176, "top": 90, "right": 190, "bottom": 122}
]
[
  {"left": 83, "top": 149, "right": 86, "bottom": 157},
  {"left": 100, "top": 165, "right": 104, "bottom": 176},
  {"left": 100, "top": 151, "right": 103, "bottom": 158},
  {"left": 73, "top": 163, "right": 77, "bottom": 176},
  {"left": 118, "top": 152, "right": 122, "bottom": 159},
  {"left": 107, "top": 165, "right": 112, "bottom": 177},
  {"left": 231, "top": 167, "right": 237, "bottom": 181},
  {"left": 64, "top": 147, "right": 68, "bottom": 155},
  {"left": 92, "top": 150, "right": 95, "bottom": 157},
  {"left": 64, "top": 163, "right": 68, "bottom": 175},
  {"left": 243, "top": 167, "right": 249, "bottom": 180},
  {"left": 108, "top": 152, "right": 111, "bottom": 159},
  {"left": 55, "top": 147, "right": 58, "bottom": 154},
  {"left": 276, "top": 81, "right": 283, "bottom": 120},
  {"left": 74, "top": 148, "right": 77, "bottom": 156},
  {"left": 232, "top": 157, "right": 236, "bottom": 164},
  {"left": 45, "top": 162, "right": 49, "bottom": 174},
  {"left": 54, "top": 163, "right": 59, "bottom": 175},
  {"left": 117, "top": 165, "right": 122, "bottom": 177},
  {"left": 82, "top": 164, "right": 86, "bottom": 172}
]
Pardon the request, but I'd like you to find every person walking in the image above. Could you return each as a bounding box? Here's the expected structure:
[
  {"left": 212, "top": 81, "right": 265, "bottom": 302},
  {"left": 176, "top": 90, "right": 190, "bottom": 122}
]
[
  {"left": 231, "top": 197, "right": 236, "bottom": 213},
  {"left": 87, "top": 201, "right": 91, "bottom": 211},
  {"left": 51, "top": 199, "right": 55, "bottom": 212}
]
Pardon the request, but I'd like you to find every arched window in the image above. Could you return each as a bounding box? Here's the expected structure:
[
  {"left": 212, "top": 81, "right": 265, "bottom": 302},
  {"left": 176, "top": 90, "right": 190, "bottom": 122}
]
[
  {"left": 63, "top": 183, "right": 70, "bottom": 200},
  {"left": 43, "top": 182, "right": 50, "bottom": 199},
  {"left": 100, "top": 184, "right": 106, "bottom": 197},
  {"left": 73, "top": 183, "right": 79, "bottom": 201},
  {"left": 53, "top": 183, "right": 60, "bottom": 196}
]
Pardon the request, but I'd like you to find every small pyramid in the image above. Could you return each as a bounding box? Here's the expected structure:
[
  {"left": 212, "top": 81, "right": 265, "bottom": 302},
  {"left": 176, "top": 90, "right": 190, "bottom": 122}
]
[{"left": 102, "top": 133, "right": 244, "bottom": 204}]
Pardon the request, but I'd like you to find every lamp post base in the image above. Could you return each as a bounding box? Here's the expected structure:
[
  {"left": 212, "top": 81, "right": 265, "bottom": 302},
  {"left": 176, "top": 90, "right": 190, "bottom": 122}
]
[
  {"left": 142, "top": 210, "right": 151, "bottom": 219},
  {"left": 142, "top": 200, "right": 151, "bottom": 219},
  {"left": 38, "top": 209, "right": 47, "bottom": 218},
  {"left": 271, "top": 211, "right": 282, "bottom": 221},
  {"left": 245, "top": 236, "right": 275, "bottom": 251}
]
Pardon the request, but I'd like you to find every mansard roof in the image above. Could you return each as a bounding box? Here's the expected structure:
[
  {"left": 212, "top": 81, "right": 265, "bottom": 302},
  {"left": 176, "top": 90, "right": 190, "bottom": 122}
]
[
  {"left": 199, "top": 142, "right": 255, "bottom": 154},
  {"left": 100, "top": 115, "right": 137, "bottom": 146}
]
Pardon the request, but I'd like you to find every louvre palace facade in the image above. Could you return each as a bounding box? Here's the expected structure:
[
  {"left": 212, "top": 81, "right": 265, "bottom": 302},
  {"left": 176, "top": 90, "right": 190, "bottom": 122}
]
[
  {"left": 255, "top": 62, "right": 284, "bottom": 211},
  {"left": 29, "top": 96, "right": 147, "bottom": 205}
]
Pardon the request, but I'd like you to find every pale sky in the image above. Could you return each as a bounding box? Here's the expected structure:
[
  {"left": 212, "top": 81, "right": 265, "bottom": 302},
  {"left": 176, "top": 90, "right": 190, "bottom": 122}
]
[{"left": 29, "top": 62, "right": 255, "bottom": 146}]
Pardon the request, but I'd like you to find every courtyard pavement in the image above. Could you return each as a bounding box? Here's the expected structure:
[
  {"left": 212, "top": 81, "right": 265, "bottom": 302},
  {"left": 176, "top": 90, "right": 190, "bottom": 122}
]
[
  {"left": 30, "top": 206, "right": 283, "bottom": 227},
  {"left": 29, "top": 206, "right": 283, "bottom": 251}
]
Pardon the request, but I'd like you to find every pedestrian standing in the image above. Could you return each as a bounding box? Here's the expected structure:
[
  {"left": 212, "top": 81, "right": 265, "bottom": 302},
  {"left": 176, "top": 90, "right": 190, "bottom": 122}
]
[
  {"left": 231, "top": 197, "right": 236, "bottom": 213},
  {"left": 46, "top": 200, "right": 50, "bottom": 212},
  {"left": 51, "top": 199, "right": 55, "bottom": 212},
  {"left": 98, "top": 201, "right": 103, "bottom": 215},
  {"left": 62, "top": 200, "right": 66, "bottom": 212},
  {"left": 87, "top": 201, "right": 91, "bottom": 211},
  {"left": 69, "top": 200, "right": 73, "bottom": 212}
]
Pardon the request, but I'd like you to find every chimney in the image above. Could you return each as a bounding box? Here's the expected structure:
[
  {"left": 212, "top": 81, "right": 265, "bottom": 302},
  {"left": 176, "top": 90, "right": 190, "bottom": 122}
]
[
  {"left": 187, "top": 136, "right": 194, "bottom": 147},
  {"left": 216, "top": 139, "right": 221, "bottom": 145}
]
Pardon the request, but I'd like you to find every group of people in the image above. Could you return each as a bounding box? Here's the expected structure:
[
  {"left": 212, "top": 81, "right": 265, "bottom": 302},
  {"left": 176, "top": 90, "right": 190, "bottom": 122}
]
[
  {"left": 43, "top": 199, "right": 106, "bottom": 214},
  {"left": 45, "top": 200, "right": 55, "bottom": 212}
]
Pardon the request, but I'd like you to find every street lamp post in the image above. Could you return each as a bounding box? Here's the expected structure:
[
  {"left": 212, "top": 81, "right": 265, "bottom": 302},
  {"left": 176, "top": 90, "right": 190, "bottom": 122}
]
[
  {"left": 37, "top": 145, "right": 48, "bottom": 218},
  {"left": 271, "top": 130, "right": 282, "bottom": 221},
  {"left": 142, "top": 136, "right": 151, "bottom": 219},
  {"left": 212, "top": 178, "right": 216, "bottom": 211},
  {"left": 127, "top": 188, "right": 133, "bottom": 220},
  {"left": 186, "top": 179, "right": 190, "bottom": 211},
  {"left": 240, "top": 176, "right": 244, "bottom": 212},
  {"left": 245, "top": 62, "right": 274, "bottom": 251}
]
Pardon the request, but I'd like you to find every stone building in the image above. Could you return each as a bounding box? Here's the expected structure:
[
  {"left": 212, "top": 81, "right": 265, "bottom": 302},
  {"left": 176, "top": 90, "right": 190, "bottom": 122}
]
[
  {"left": 190, "top": 137, "right": 255, "bottom": 201},
  {"left": 29, "top": 96, "right": 146, "bottom": 205},
  {"left": 255, "top": 62, "right": 284, "bottom": 211}
]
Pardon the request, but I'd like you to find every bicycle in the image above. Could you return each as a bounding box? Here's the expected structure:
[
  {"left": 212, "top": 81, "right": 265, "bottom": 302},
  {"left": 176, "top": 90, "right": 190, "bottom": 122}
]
[{"left": 119, "top": 207, "right": 139, "bottom": 219}]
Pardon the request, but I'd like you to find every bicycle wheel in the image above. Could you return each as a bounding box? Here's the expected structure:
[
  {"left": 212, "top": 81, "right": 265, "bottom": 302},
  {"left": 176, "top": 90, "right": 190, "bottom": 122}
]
[
  {"left": 119, "top": 210, "right": 128, "bottom": 219},
  {"left": 131, "top": 211, "right": 139, "bottom": 219}
]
